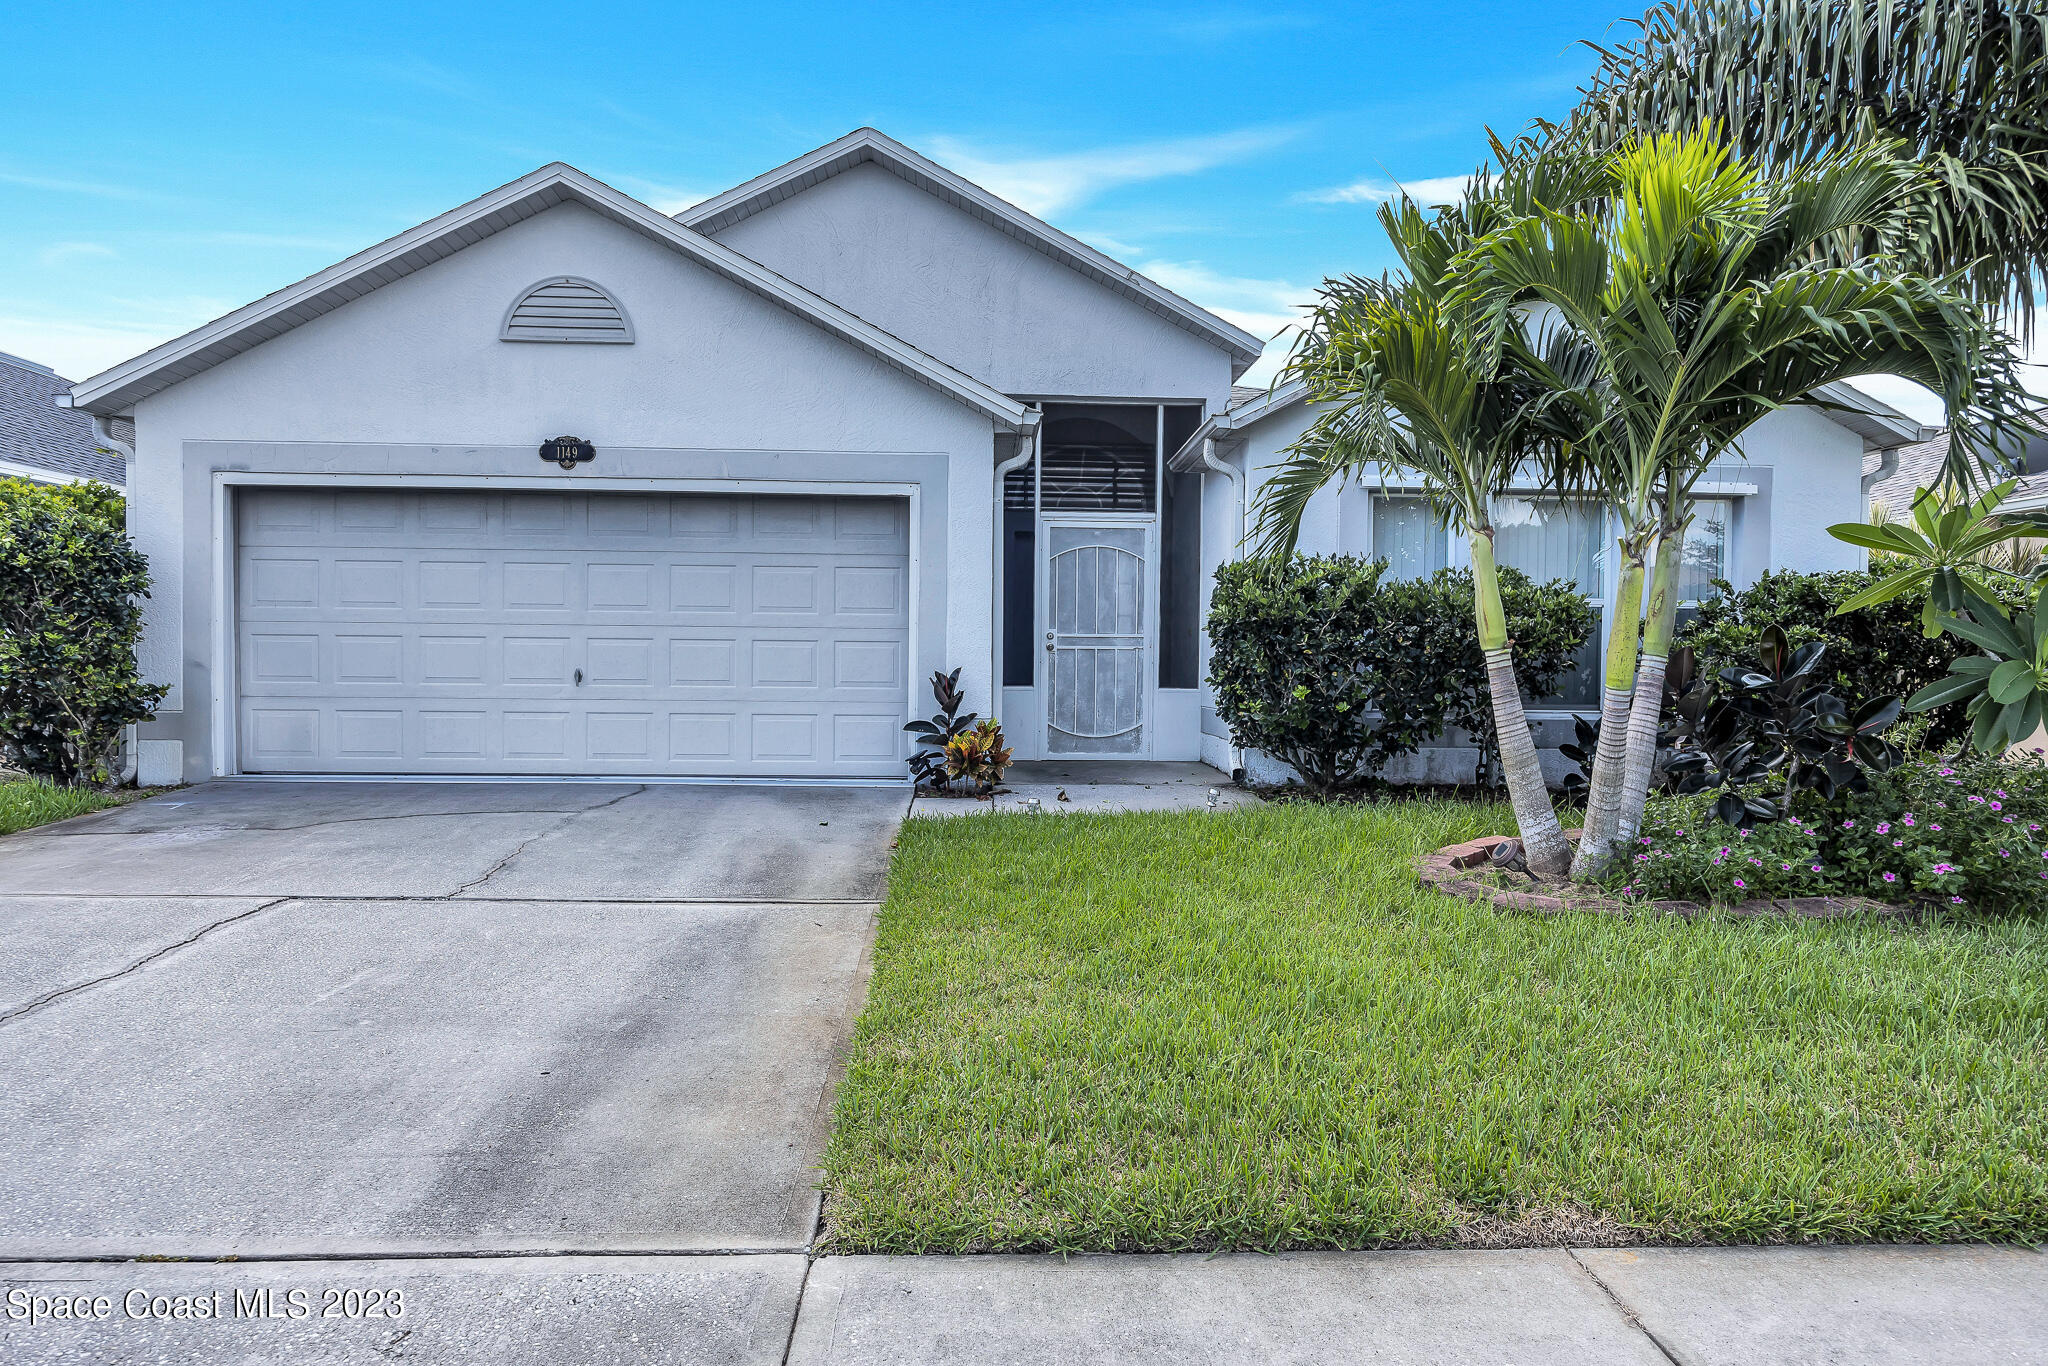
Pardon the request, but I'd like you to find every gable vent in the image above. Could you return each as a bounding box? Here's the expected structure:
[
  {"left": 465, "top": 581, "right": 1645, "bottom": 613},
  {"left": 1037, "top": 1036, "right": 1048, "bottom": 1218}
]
[{"left": 500, "top": 276, "right": 634, "bottom": 344}]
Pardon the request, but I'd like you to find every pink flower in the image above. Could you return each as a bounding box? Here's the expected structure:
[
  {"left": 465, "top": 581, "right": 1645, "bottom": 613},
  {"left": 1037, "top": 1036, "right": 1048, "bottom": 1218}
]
[
  {"left": 1882, "top": 872, "right": 1898, "bottom": 883},
  {"left": 1780, "top": 862, "right": 1793, "bottom": 871},
  {"left": 1951, "top": 895, "right": 1966, "bottom": 904},
  {"left": 1893, "top": 839, "right": 1905, "bottom": 847},
  {"left": 1733, "top": 878, "right": 1746, "bottom": 888},
  {"left": 1969, "top": 795, "right": 1986, "bottom": 804},
  {"left": 1996, "top": 790, "right": 2008, "bottom": 799},
  {"left": 1842, "top": 819, "right": 1856, "bottom": 828},
  {"left": 1931, "top": 824, "right": 1942, "bottom": 832},
  {"left": 1876, "top": 822, "right": 1891, "bottom": 834},
  {"left": 1999, "top": 850, "right": 2011, "bottom": 858},
  {"left": 1810, "top": 864, "right": 1822, "bottom": 873},
  {"left": 1991, "top": 801, "right": 2004, "bottom": 811},
  {"left": 1903, "top": 815, "right": 1916, "bottom": 826},
  {"left": 2004, "top": 815, "right": 2017, "bottom": 824},
  {"left": 1932, "top": 863, "right": 1957, "bottom": 874}
]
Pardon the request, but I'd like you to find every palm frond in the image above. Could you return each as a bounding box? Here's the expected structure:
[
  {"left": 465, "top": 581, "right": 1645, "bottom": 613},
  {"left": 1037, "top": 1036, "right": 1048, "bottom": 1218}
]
[{"left": 1573, "top": 0, "right": 2048, "bottom": 335}]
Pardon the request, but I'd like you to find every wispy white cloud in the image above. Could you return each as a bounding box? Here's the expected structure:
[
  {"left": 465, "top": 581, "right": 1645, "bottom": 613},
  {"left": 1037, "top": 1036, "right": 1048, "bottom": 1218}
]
[
  {"left": 1127, "top": 258, "right": 1311, "bottom": 383},
  {"left": 1294, "top": 173, "right": 1473, "bottom": 207},
  {"left": 923, "top": 127, "right": 1297, "bottom": 217},
  {"left": 0, "top": 169, "right": 151, "bottom": 201},
  {"left": 607, "top": 174, "right": 718, "bottom": 217},
  {"left": 38, "top": 242, "right": 117, "bottom": 267},
  {"left": 0, "top": 293, "right": 237, "bottom": 379}
]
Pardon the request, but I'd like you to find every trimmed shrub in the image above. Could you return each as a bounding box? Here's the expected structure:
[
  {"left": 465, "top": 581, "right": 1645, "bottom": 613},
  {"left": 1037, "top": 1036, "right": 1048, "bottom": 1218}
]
[
  {"left": 1206, "top": 555, "right": 1596, "bottom": 793},
  {"left": 1675, "top": 568, "right": 2029, "bottom": 747},
  {"left": 0, "top": 480, "right": 168, "bottom": 787}
]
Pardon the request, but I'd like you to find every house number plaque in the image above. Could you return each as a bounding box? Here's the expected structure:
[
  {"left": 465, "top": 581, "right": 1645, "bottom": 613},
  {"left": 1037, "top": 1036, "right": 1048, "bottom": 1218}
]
[{"left": 540, "top": 435, "right": 596, "bottom": 470}]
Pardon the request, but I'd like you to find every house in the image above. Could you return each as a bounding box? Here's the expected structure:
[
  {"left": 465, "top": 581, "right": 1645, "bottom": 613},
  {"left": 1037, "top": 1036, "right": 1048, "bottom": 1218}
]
[
  {"left": 0, "top": 351, "right": 126, "bottom": 489},
  {"left": 65, "top": 128, "right": 1922, "bottom": 788},
  {"left": 1178, "top": 377, "right": 1925, "bottom": 783}
]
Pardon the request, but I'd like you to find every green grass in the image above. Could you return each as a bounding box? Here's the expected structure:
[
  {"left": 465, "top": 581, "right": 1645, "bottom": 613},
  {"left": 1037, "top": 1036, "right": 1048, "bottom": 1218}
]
[
  {"left": 822, "top": 800, "right": 2048, "bottom": 1252},
  {"left": 0, "top": 778, "right": 133, "bottom": 835}
]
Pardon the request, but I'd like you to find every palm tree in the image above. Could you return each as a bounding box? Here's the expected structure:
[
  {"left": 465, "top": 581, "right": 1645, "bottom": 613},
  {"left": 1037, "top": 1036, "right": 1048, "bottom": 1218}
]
[
  {"left": 1571, "top": 0, "right": 2048, "bottom": 344},
  {"left": 1454, "top": 130, "right": 2038, "bottom": 873},
  {"left": 1252, "top": 157, "right": 1606, "bottom": 875}
]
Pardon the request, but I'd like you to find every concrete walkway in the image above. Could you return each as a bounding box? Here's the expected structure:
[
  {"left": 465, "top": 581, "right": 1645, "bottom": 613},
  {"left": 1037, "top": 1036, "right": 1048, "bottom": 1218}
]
[
  {"left": 910, "top": 760, "right": 1260, "bottom": 818},
  {"left": 5, "top": 1245, "right": 2041, "bottom": 1363}
]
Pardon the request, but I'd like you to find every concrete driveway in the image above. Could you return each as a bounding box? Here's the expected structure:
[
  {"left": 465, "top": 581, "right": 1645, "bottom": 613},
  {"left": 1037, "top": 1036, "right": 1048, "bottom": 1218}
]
[{"left": 0, "top": 779, "right": 901, "bottom": 1271}]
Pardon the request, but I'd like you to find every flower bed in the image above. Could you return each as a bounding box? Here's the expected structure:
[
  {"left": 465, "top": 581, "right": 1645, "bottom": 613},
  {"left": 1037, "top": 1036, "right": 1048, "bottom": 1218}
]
[{"left": 1612, "top": 750, "right": 2048, "bottom": 913}]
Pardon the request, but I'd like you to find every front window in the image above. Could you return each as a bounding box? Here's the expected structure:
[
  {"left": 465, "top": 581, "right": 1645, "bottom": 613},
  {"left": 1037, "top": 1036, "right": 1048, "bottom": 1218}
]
[
  {"left": 1372, "top": 494, "right": 1450, "bottom": 579},
  {"left": 1492, "top": 496, "right": 1606, "bottom": 708},
  {"left": 1676, "top": 498, "right": 1731, "bottom": 606}
]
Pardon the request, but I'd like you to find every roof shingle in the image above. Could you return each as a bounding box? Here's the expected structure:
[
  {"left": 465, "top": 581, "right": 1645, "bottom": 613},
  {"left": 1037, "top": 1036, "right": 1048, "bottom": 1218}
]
[{"left": 0, "top": 352, "right": 124, "bottom": 485}]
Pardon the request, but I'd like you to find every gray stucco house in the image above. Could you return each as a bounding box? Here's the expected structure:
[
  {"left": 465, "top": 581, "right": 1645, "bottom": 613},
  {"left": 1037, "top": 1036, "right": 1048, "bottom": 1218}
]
[
  {"left": 66, "top": 128, "right": 1923, "bottom": 787},
  {"left": 1, "top": 351, "right": 126, "bottom": 489}
]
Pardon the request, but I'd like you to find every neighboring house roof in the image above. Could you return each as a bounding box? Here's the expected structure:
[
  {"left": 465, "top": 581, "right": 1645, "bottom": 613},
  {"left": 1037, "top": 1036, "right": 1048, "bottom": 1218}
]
[
  {"left": 0, "top": 351, "right": 125, "bottom": 486},
  {"left": 68, "top": 163, "right": 1036, "bottom": 433},
  {"left": 679, "top": 129, "right": 1266, "bottom": 377},
  {"left": 1171, "top": 377, "right": 1927, "bottom": 474},
  {"left": 1866, "top": 430, "right": 2048, "bottom": 514}
]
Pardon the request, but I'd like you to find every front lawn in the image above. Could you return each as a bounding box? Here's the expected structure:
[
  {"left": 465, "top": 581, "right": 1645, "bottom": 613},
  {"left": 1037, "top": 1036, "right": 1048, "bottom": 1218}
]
[
  {"left": 823, "top": 801, "right": 2048, "bottom": 1252},
  {"left": 0, "top": 778, "right": 136, "bottom": 836}
]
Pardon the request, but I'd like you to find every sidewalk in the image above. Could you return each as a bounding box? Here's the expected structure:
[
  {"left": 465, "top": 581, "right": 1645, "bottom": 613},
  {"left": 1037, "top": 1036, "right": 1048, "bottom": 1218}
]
[{"left": 6, "top": 1245, "right": 2043, "bottom": 1364}]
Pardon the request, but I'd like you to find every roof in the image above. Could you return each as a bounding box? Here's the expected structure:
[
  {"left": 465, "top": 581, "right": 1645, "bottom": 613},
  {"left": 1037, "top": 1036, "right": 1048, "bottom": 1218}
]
[
  {"left": 68, "top": 163, "right": 1035, "bottom": 433},
  {"left": 1170, "top": 378, "right": 1927, "bottom": 474},
  {"left": 0, "top": 352, "right": 124, "bottom": 485},
  {"left": 1167, "top": 379, "right": 1307, "bottom": 472},
  {"left": 679, "top": 129, "right": 1266, "bottom": 377},
  {"left": 1867, "top": 430, "right": 2048, "bottom": 514}
]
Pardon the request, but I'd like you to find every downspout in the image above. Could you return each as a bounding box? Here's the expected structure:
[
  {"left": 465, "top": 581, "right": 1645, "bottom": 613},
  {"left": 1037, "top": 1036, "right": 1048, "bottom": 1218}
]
[
  {"left": 90, "top": 413, "right": 142, "bottom": 787},
  {"left": 991, "top": 412, "right": 1040, "bottom": 731},
  {"left": 1195, "top": 433, "right": 1247, "bottom": 778}
]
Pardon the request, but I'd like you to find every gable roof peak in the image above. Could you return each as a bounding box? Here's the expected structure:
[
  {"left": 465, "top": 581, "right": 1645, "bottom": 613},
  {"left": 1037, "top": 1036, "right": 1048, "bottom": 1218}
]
[
  {"left": 67, "top": 160, "right": 1031, "bottom": 430},
  {"left": 681, "top": 128, "right": 1265, "bottom": 375}
]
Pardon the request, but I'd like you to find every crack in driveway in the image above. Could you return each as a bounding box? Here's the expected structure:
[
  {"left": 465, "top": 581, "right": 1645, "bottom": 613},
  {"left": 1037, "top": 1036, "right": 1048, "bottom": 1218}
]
[
  {"left": 0, "top": 896, "right": 296, "bottom": 1028},
  {"left": 444, "top": 785, "right": 648, "bottom": 898}
]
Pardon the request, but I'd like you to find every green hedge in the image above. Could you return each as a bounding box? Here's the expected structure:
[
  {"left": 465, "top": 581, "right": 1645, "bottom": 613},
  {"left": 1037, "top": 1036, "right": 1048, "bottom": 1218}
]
[
  {"left": 1207, "top": 555, "right": 1596, "bottom": 793},
  {"left": 0, "top": 479, "right": 167, "bottom": 787},
  {"left": 1675, "top": 568, "right": 2029, "bottom": 748}
]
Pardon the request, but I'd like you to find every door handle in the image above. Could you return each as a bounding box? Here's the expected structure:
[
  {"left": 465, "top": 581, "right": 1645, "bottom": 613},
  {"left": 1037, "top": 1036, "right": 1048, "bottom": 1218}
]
[{"left": 574, "top": 669, "right": 584, "bottom": 686}]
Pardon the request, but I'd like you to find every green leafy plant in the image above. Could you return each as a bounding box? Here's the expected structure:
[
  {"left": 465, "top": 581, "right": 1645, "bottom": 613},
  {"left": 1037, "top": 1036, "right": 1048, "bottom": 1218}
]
[
  {"left": 1826, "top": 481, "right": 2048, "bottom": 636},
  {"left": 1206, "top": 555, "right": 1595, "bottom": 796},
  {"left": 1675, "top": 567, "right": 2028, "bottom": 748},
  {"left": 942, "top": 719, "right": 1012, "bottom": 795},
  {"left": 903, "top": 667, "right": 976, "bottom": 792},
  {"left": 0, "top": 480, "right": 168, "bottom": 787},
  {"left": 1664, "top": 627, "right": 1902, "bottom": 827},
  {"left": 1906, "top": 591, "right": 2048, "bottom": 752},
  {"left": 1615, "top": 750, "right": 2048, "bottom": 914}
]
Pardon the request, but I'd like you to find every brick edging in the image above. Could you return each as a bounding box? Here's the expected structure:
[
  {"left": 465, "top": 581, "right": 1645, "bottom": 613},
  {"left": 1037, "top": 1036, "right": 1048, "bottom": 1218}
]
[{"left": 1418, "top": 834, "right": 1916, "bottom": 920}]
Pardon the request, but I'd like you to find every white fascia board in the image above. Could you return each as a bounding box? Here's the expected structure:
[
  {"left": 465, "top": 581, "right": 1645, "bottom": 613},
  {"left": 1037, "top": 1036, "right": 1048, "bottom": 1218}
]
[
  {"left": 1811, "top": 381, "right": 1928, "bottom": 449},
  {"left": 682, "top": 128, "right": 1267, "bottom": 373},
  {"left": 68, "top": 163, "right": 1031, "bottom": 432}
]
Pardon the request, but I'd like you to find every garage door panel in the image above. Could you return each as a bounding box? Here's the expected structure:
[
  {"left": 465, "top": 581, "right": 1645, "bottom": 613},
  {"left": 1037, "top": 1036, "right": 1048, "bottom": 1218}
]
[{"left": 236, "top": 489, "right": 910, "bottom": 777}]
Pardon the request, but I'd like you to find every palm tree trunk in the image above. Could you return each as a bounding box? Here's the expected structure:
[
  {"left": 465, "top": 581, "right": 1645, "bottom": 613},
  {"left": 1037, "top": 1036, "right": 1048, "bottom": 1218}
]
[
  {"left": 1616, "top": 531, "right": 1682, "bottom": 847},
  {"left": 1471, "top": 529, "right": 1571, "bottom": 875},
  {"left": 1570, "top": 548, "right": 1644, "bottom": 879}
]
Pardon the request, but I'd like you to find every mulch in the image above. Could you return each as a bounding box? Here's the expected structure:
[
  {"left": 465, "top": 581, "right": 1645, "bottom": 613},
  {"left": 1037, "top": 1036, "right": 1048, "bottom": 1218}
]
[{"left": 1418, "top": 833, "right": 1918, "bottom": 920}]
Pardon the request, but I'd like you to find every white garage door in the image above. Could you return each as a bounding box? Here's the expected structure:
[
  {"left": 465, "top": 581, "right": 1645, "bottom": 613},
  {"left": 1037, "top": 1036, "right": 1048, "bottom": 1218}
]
[{"left": 235, "top": 488, "right": 911, "bottom": 777}]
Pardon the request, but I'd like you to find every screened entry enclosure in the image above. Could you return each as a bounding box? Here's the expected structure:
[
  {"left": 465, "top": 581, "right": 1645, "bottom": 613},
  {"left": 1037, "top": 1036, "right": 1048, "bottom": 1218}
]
[{"left": 1003, "top": 403, "right": 1202, "bottom": 758}]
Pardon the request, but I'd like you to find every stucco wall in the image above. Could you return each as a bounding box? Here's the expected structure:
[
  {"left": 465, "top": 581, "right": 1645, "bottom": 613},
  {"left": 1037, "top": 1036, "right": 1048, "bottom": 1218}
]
[
  {"left": 707, "top": 163, "right": 1235, "bottom": 405},
  {"left": 126, "top": 200, "right": 1001, "bottom": 778}
]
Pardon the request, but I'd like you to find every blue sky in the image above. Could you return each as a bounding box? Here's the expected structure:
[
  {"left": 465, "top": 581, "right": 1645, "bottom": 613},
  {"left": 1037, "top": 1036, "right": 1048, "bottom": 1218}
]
[{"left": 0, "top": 1, "right": 1979, "bottom": 418}]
